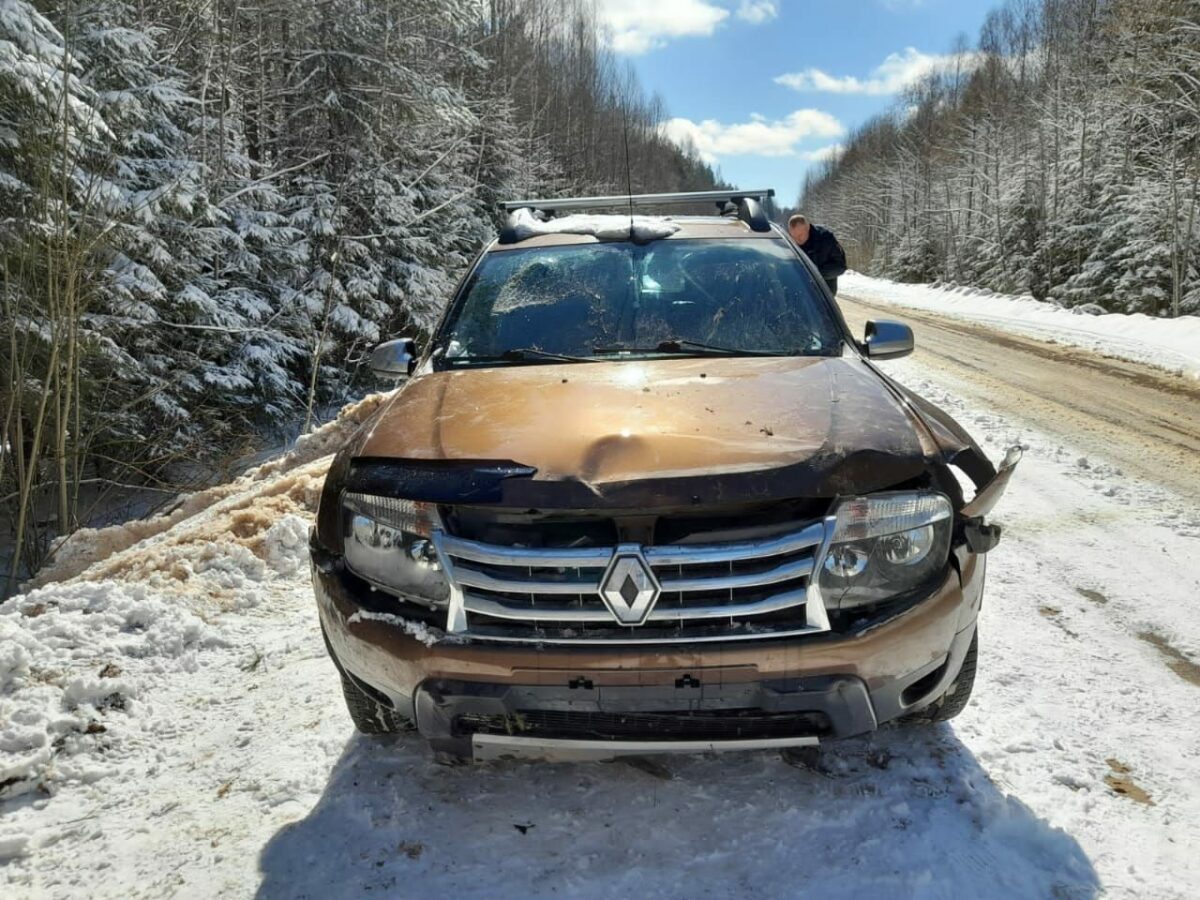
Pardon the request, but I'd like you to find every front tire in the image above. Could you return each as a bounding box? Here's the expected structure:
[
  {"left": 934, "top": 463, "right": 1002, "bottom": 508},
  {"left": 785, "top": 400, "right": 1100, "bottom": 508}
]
[
  {"left": 338, "top": 671, "right": 412, "bottom": 735},
  {"left": 904, "top": 630, "right": 978, "bottom": 724}
]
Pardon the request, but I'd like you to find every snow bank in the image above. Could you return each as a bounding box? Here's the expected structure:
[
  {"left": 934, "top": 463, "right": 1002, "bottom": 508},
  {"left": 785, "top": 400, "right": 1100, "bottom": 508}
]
[
  {"left": 0, "top": 393, "right": 342, "bottom": 864},
  {"left": 32, "top": 391, "right": 394, "bottom": 588},
  {"left": 0, "top": 514, "right": 318, "bottom": 816},
  {"left": 73, "top": 459, "right": 328, "bottom": 603},
  {"left": 506, "top": 207, "right": 679, "bottom": 242},
  {"left": 264, "top": 514, "right": 314, "bottom": 577},
  {"left": 0, "top": 581, "right": 222, "bottom": 802},
  {"left": 842, "top": 272, "right": 1200, "bottom": 379},
  {"left": 256, "top": 391, "right": 394, "bottom": 478}
]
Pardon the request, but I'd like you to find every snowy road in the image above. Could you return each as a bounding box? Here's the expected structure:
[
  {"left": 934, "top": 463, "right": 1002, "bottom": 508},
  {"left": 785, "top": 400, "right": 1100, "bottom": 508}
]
[
  {"left": 838, "top": 293, "right": 1200, "bottom": 505},
  {"left": 4, "top": 322, "right": 1200, "bottom": 898}
]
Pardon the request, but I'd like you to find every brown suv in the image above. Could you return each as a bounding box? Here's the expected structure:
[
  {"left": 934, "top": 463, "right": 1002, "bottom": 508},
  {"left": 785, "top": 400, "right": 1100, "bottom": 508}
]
[{"left": 310, "top": 189, "right": 1018, "bottom": 761}]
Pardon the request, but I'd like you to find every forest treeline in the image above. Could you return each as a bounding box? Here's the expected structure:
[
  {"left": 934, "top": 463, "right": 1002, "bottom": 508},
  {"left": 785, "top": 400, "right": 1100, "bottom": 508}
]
[
  {"left": 799, "top": 0, "right": 1200, "bottom": 317},
  {"left": 0, "top": 0, "right": 722, "bottom": 581}
]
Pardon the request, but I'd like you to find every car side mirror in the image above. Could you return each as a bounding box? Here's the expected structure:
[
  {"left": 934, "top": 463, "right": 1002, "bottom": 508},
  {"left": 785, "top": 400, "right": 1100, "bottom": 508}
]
[
  {"left": 863, "top": 320, "right": 913, "bottom": 360},
  {"left": 370, "top": 337, "right": 418, "bottom": 378}
]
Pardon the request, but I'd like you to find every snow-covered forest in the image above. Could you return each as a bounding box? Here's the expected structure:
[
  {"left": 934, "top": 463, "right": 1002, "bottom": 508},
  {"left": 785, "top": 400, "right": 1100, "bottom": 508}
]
[
  {"left": 0, "top": 0, "right": 722, "bottom": 585},
  {"left": 798, "top": 0, "right": 1200, "bottom": 317}
]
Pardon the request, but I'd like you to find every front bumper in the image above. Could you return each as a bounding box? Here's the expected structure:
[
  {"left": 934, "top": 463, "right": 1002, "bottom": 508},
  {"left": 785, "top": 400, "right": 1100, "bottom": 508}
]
[{"left": 313, "top": 548, "right": 984, "bottom": 759}]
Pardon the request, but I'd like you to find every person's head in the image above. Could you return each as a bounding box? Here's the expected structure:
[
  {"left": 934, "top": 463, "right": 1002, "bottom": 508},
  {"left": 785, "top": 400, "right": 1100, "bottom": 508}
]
[{"left": 787, "top": 214, "right": 811, "bottom": 245}]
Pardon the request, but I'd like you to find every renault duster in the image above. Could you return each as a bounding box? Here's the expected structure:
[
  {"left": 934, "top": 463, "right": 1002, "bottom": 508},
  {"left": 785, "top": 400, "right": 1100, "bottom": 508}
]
[{"left": 309, "top": 189, "right": 1018, "bottom": 761}]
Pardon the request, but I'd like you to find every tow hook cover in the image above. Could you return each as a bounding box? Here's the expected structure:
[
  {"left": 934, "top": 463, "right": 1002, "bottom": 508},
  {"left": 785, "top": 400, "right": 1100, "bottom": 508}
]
[{"left": 963, "top": 518, "right": 1003, "bottom": 554}]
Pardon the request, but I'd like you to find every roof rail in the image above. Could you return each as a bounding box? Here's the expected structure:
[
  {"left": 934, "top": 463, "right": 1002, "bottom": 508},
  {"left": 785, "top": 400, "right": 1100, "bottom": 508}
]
[
  {"left": 737, "top": 197, "right": 771, "bottom": 233},
  {"left": 499, "top": 188, "right": 775, "bottom": 214}
]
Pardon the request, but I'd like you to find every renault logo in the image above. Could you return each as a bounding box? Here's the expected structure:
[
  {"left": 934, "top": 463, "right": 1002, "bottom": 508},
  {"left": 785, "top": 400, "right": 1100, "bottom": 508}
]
[{"left": 599, "top": 547, "right": 660, "bottom": 626}]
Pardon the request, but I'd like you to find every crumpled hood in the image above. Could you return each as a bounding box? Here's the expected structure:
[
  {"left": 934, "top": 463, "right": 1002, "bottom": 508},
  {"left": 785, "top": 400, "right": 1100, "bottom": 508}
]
[{"left": 351, "top": 355, "right": 944, "bottom": 506}]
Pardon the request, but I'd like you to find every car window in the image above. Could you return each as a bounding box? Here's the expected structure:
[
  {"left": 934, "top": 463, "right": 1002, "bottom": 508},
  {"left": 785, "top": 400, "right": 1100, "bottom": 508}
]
[{"left": 437, "top": 238, "right": 843, "bottom": 365}]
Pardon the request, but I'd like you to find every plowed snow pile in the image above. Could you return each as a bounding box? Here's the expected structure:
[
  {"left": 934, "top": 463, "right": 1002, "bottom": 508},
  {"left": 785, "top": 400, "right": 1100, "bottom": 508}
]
[
  {"left": 2, "top": 393, "right": 390, "bottom": 809},
  {"left": 29, "top": 391, "right": 393, "bottom": 590},
  {"left": 2, "top": 371, "right": 1200, "bottom": 900}
]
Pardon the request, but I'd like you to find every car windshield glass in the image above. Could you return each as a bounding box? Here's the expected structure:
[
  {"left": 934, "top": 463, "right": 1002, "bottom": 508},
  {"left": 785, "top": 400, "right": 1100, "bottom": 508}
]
[{"left": 435, "top": 238, "right": 843, "bottom": 366}]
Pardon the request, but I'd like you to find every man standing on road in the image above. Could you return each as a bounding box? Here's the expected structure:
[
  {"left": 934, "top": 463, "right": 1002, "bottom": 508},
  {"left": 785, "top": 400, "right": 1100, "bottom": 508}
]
[{"left": 788, "top": 215, "right": 847, "bottom": 296}]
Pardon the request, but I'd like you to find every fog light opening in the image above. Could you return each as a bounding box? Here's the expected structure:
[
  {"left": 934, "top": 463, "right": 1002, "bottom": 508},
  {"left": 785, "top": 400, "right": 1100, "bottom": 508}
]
[{"left": 900, "top": 657, "right": 951, "bottom": 707}]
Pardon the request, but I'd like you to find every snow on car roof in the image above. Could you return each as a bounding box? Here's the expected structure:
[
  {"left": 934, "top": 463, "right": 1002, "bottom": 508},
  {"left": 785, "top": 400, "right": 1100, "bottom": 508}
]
[
  {"left": 492, "top": 210, "right": 776, "bottom": 250},
  {"left": 505, "top": 207, "right": 679, "bottom": 242}
]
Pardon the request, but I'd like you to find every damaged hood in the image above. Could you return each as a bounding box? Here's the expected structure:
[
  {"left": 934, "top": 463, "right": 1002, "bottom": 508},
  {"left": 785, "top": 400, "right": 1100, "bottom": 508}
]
[{"left": 351, "top": 356, "right": 950, "bottom": 507}]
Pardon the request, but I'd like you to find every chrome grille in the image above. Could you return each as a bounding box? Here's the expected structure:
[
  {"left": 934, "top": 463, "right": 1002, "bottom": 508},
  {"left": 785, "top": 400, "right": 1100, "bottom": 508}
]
[{"left": 431, "top": 520, "right": 833, "bottom": 644}]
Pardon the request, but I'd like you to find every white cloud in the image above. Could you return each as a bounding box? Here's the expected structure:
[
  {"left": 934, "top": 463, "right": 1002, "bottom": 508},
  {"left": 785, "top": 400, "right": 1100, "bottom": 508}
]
[
  {"left": 800, "top": 143, "right": 844, "bottom": 163},
  {"left": 593, "top": 0, "right": 729, "bottom": 55},
  {"left": 736, "top": 1, "right": 778, "bottom": 23},
  {"left": 775, "top": 47, "right": 979, "bottom": 96},
  {"left": 661, "top": 110, "right": 845, "bottom": 163},
  {"left": 593, "top": 0, "right": 777, "bottom": 54}
]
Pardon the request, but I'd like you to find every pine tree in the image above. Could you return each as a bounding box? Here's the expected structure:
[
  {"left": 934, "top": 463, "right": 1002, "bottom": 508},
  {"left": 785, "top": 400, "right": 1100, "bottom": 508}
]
[
  {"left": 798, "top": 0, "right": 1199, "bottom": 316},
  {"left": 2, "top": 0, "right": 730, "bottom": 583}
]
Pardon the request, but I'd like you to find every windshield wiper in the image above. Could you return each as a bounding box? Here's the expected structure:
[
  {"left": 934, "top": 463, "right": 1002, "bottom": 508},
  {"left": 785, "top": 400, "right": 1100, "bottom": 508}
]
[
  {"left": 449, "top": 347, "right": 600, "bottom": 364},
  {"left": 593, "top": 339, "right": 787, "bottom": 357}
]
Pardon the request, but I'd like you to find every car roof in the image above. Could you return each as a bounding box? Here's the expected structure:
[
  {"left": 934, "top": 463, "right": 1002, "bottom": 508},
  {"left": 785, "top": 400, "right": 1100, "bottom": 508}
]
[{"left": 487, "top": 216, "right": 785, "bottom": 252}]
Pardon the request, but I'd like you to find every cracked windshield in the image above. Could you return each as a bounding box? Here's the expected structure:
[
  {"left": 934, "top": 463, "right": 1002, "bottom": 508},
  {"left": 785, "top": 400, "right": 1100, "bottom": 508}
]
[{"left": 439, "top": 239, "right": 842, "bottom": 363}]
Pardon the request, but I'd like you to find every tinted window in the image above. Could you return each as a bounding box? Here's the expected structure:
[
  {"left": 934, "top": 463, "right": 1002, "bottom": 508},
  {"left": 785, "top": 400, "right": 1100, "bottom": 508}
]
[{"left": 436, "top": 238, "right": 843, "bottom": 365}]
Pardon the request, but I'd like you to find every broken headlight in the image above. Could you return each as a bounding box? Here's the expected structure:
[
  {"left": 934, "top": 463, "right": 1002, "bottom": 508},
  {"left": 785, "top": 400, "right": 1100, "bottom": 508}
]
[
  {"left": 818, "top": 492, "right": 952, "bottom": 611},
  {"left": 342, "top": 493, "right": 449, "bottom": 607}
]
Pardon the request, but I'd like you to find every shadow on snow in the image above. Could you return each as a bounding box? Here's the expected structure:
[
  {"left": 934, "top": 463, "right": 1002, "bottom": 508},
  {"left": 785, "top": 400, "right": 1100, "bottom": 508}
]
[{"left": 256, "top": 725, "right": 1099, "bottom": 899}]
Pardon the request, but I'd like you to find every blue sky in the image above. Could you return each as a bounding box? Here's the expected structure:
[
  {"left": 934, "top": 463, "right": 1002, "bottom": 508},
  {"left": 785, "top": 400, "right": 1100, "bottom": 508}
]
[{"left": 593, "top": 0, "right": 995, "bottom": 204}]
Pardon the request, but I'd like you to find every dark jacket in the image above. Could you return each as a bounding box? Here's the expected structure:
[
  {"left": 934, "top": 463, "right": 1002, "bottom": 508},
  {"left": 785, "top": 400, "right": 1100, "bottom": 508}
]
[{"left": 799, "top": 224, "right": 847, "bottom": 281}]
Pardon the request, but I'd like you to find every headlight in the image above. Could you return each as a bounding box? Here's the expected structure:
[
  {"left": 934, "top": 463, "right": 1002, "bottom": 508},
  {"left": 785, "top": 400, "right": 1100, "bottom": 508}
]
[
  {"left": 342, "top": 493, "right": 450, "bottom": 607},
  {"left": 818, "top": 492, "right": 952, "bottom": 611}
]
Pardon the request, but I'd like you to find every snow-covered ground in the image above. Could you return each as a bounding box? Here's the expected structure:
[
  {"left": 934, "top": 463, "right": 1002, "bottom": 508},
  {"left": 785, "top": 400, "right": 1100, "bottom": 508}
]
[
  {"left": 3, "top": 358, "right": 1199, "bottom": 898},
  {"left": 842, "top": 272, "right": 1200, "bottom": 380}
]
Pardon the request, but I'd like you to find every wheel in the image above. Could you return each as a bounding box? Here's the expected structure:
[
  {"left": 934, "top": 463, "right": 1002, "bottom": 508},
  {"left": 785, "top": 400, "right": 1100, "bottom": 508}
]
[
  {"left": 322, "top": 624, "right": 412, "bottom": 734},
  {"left": 338, "top": 670, "right": 412, "bottom": 735},
  {"left": 904, "top": 630, "right": 978, "bottom": 724}
]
